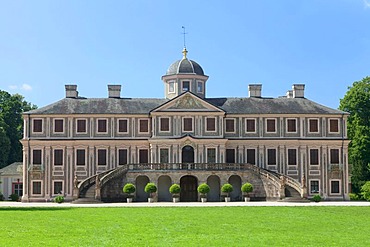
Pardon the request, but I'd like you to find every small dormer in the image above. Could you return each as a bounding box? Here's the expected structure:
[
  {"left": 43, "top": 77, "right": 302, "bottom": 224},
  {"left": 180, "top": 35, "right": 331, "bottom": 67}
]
[{"left": 162, "top": 48, "right": 209, "bottom": 99}]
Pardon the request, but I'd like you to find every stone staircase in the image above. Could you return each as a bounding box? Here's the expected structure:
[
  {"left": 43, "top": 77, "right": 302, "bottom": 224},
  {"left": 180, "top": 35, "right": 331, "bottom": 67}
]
[
  {"left": 72, "top": 182, "right": 102, "bottom": 204},
  {"left": 279, "top": 185, "right": 310, "bottom": 203}
]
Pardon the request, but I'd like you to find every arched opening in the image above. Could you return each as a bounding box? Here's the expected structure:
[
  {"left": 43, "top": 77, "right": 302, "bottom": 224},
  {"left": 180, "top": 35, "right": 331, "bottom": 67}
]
[
  {"left": 207, "top": 175, "right": 220, "bottom": 202},
  {"left": 229, "top": 175, "right": 242, "bottom": 201},
  {"left": 180, "top": 175, "right": 198, "bottom": 202},
  {"left": 158, "top": 175, "right": 172, "bottom": 202},
  {"left": 182, "top": 145, "right": 194, "bottom": 163},
  {"left": 135, "top": 175, "right": 149, "bottom": 202}
]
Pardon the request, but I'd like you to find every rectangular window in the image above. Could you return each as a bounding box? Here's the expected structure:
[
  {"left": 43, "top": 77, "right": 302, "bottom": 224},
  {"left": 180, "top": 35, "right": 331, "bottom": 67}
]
[
  {"left": 310, "top": 149, "right": 319, "bottom": 165},
  {"left": 183, "top": 118, "right": 193, "bottom": 132},
  {"left": 246, "top": 119, "right": 256, "bottom": 133},
  {"left": 97, "top": 119, "right": 107, "bottom": 133},
  {"left": 160, "top": 149, "right": 169, "bottom": 163},
  {"left": 247, "top": 149, "right": 256, "bottom": 165},
  {"left": 309, "top": 119, "right": 319, "bottom": 133},
  {"left": 267, "top": 149, "right": 276, "bottom": 165},
  {"left": 331, "top": 180, "right": 340, "bottom": 194},
  {"left": 310, "top": 180, "right": 319, "bottom": 194},
  {"left": 160, "top": 118, "right": 170, "bottom": 132},
  {"left": 54, "top": 119, "right": 64, "bottom": 133},
  {"left": 118, "top": 149, "right": 128, "bottom": 165},
  {"left": 226, "top": 149, "right": 235, "bottom": 163},
  {"left": 76, "top": 149, "right": 86, "bottom": 166},
  {"left": 32, "top": 181, "right": 42, "bottom": 195},
  {"left": 98, "top": 149, "right": 107, "bottom": 166},
  {"left": 330, "top": 149, "right": 340, "bottom": 164},
  {"left": 53, "top": 181, "right": 63, "bottom": 195},
  {"left": 77, "top": 119, "right": 87, "bottom": 133},
  {"left": 197, "top": 81, "right": 203, "bottom": 93},
  {"left": 182, "top": 81, "right": 190, "bottom": 91},
  {"left": 54, "top": 149, "right": 63, "bottom": 166},
  {"left": 225, "top": 119, "right": 235, "bottom": 133},
  {"left": 206, "top": 118, "right": 216, "bottom": 132},
  {"left": 33, "top": 119, "right": 43, "bottom": 133},
  {"left": 139, "top": 119, "right": 149, "bottom": 133},
  {"left": 287, "top": 119, "right": 297, "bottom": 132},
  {"left": 288, "top": 149, "right": 297, "bottom": 165},
  {"left": 139, "top": 149, "right": 149, "bottom": 163},
  {"left": 329, "top": 119, "right": 339, "bottom": 133},
  {"left": 168, "top": 81, "right": 175, "bottom": 93},
  {"left": 13, "top": 183, "right": 23, "bottom": 197},
  {"left": 207, "top": 148, "right": 216, "bottom": 163},
  {"left": 33, "top": 150, "right": 42, "bottom": 164},
  {"left": 118, "top": 119, "right": 128, "bottom": 133},
  {"left": 266, "top": 119, "right": 276, "bottom": 132}
]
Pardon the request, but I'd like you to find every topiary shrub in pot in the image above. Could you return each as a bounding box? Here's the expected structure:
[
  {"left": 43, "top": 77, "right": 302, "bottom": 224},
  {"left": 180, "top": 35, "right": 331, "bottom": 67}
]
[
  {"left": 144, "top": 183, "right": 157, "bottom": 203},
  {"left": 169, "top": 184, "right": 181, "bottom": 203},
  {"left": 221, "top": 183, "right": 233, "bottom": 202},
  {"left": 312, "top": 194, "right": 321, "bottom": 203},
  {"left": 197, "top": 183, "right": 210, "bottom": 203},
  {"left": 123, "top": 183, "right": 136, "bottom": 203},
  {"left": 54, "top": 195, "right": 65, "bottom": 204},
  {"left": 241, "top": 182, "right": 254, "bottom": 202}
]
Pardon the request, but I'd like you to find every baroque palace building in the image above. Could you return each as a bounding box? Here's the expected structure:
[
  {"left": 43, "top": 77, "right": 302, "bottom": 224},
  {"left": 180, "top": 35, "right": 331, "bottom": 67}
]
[{"left": 21, "top": 48, "right": 350, "bottom": 202}]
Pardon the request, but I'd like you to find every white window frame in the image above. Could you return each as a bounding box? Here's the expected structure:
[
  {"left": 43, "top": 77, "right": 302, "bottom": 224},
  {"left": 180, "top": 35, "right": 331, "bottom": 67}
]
[
  {"left": 246, "top": 148, "right": 257, "bottom": 165},
  {"left": 96, "top": 148, "right": 108, "bottom": 166},
  {"left": 328, "top": 118, "right": 340, "bottom": 133},
  {"left": 308, "top": 118, "right": 320, "bottom": 133},
  {"left": 31, "top": 180, "right": 43, "bottom": 196},
  {"left": 76, "top": 118, "right": 88, "bottom": 134},
  {"left": 309, "top": 179, "right": 320, "bottom": 195},
  {"left": 168, "top": 81, "right": 175, "bottom": 93},
  {"left": 206, "top": 147, "right": 217, "bottom": 163},
  {"left": 52, "top": 180, "right": 64, "bottom": 196},
  {"left": 53, "top": 118, "right": 65, "bottom": 134},
  {"left": 31, "top": 148, "right": 43, "bottom": 165},
  {"left": 31, "top": 118, "right": 44, "bottom": 134},
  {"left": 159, "top": 148, "right": 170, "bottom": 163},
  {"left": 266, "top": 148, "right": 277, "bottom": 166},
  {"left": 286, "top": 118, "right": 297, "bottom": 133},
  {"left": 309, "top": 148, "right": 320, "bottom": 167},
  {"left": 329, "top": 179, "right": 341, "bottom": 195},
  {"left": 181, "top": 80, "right": 191, "bottom": 92},
  {"left": 138, "top": 148, "right": 150, "bottom": 163},
  {"left": 117, "top": 118, "right": 129, "bottom": 134},
  {"left": 197, "top": 81, "right": 204, "bottom": 93},
  {"left": 205, "top": 117, "right": 217, "bottom": 132},
  {"left": 287, "top": 148, "right": 298, "bottom": 166},
  {"left": 53, "top": 148, "right": 64, "bottom": 167},
  {"left": 225, "top": 118, "right": 236, "bottom": 133},
  {"left": 117, "top": 148, "right": 129, "bottom": 166},
  {"left": 159, "top": 117, "right": 171, "bottom": 133},
  {"left": 265, "top": 118, "right": 277, "bottom": 133},
  {"left": 138, "top": 118, "right": 150, "bottom": 134},
  {"left": 245, "top": 118, "right": 257, "bottom": 133},
  {"left": 329, "top": 148, "right": 340, "bottom": 164},
  {"left": 182, "top": 117, "right": 194, "bottom": 132},
  {"left": 96, "top": 118, "right": 108, "bottom": 134},
  {"left": 75, "top": 147, "right": 87, "bottom": 167}
]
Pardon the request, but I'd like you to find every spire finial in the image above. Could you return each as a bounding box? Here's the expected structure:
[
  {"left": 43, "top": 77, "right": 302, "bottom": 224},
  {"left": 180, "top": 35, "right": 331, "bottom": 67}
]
[{"left": 181, "top": 26, "right": 188, "bottom": 59}]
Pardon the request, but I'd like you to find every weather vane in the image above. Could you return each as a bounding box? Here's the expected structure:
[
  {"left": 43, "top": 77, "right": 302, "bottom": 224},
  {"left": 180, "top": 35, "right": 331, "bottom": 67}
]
[{"left": 182, "top": 26, "right": 187, "bottom": 48}]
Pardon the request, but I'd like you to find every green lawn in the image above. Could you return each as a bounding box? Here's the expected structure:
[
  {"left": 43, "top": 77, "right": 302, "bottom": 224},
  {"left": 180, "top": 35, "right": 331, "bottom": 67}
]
[{"left": 1, "top": 206, "right": 369, "bottom": 246}]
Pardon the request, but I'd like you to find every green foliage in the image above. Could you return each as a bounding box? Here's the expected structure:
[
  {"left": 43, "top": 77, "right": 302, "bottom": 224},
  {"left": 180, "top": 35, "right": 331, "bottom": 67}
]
[
  {"left": 221, "top": 183, "right": 233, "bottom": 197},
  {"left": 8, "top": 193, "right": 19, "bottom": 202},
  {"left": 349, "top": 193, "right": 362, "bottom": 201},
  {"left": 54, "top": 195, "right": 65, "bottom": 203},
  {"left": 312, "top": 194, "right": 321, "bottom": 202},
  {"left": 197, "top": 183, "right": 210, "bottom": 197},
  {"left": 361, "top": 181, "right": 370, "bottom": 201},
  {"left": 241, "top": 183, "right": 254, "bottom": 195},
  {"left": 169, "top": 184, "right": 181, "bottom": 195},
  {"left": 144, "top": 183, "right": 157, "bottom": 197},
  {"left": 339, "top": 77, "right": 370, "bottom": 192},
  {"left": 123, "top": 183, "right": 136, "bottom": 196},
  {"left": 0, "top": 90, "right": 37, "bottom": 168},
  {"left": 0, "top": 193, "right": 4, "bottom": 201}
]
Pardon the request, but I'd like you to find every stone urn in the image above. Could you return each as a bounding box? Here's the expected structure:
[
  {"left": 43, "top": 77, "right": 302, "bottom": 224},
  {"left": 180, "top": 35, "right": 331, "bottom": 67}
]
[
  {"left": 225, "top": 197, "right": 231, "bottom": 202},
  {"left": 244, "top": 197, "right": 251, "bottom": 202},
  {"left": 127, "top": 197, "right": 133, "bottom": 203},
  {"left": 201, "top": 197, "right": 207, "bottom": 203},
  {"left": 148, "top": 198, "right": 154, "bottom": 203},
  {"left": 173, "top": 197, "right": 179, "bottom": 203}
]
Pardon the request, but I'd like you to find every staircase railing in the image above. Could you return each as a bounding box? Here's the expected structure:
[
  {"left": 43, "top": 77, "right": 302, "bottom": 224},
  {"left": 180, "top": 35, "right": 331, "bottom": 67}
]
[
  {"left": 100, "top": 165, "right": 128, "bottom": 188},
  {"left": 77, "top": 168, "right": 115, "bottom": 197}
]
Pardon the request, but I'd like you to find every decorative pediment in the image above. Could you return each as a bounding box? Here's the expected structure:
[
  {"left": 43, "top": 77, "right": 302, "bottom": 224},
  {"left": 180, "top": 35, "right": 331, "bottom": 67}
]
[{"left": 151, "top": 92, "right": 224, "bottom": 113}]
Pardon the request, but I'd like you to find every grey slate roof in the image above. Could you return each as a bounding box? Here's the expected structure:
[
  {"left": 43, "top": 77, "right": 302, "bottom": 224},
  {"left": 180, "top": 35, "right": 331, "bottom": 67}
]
[
  {"left": 0, "top": 162, "right": 23, "bottom": 176},
  {"left": 26, "top": 95, "right": 347, "bottom": 115},
  {"left": 166, "top": 58, "right": 204, "bottom": 76}
]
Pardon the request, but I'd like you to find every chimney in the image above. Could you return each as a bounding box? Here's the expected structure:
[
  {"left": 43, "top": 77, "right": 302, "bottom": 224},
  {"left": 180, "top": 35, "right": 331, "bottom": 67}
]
[
  {"left": 292, "top": 84, "right": 305, "bottom": 98},
  {"left": 108, "top": 85, "right": 121, "bottom": 98},
  {"left": 286, "top": 90, "right": 293, "bottom": 98},
  {"left": 65, "top": 85, "right": 78, "bottom": 98},
  {"left": 248, "top": 84, "right": 262, "bottom": 98}
]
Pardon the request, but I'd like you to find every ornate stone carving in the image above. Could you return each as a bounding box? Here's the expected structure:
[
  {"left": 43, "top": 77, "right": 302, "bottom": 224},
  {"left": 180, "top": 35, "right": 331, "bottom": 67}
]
[{"left": 170, "top": 95, "right": 206, "bottom": 109}]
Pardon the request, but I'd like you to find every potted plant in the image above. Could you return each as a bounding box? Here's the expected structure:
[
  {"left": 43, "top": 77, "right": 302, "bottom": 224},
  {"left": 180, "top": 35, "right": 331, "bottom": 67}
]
[
  {"left": 169, "top": 184, "right": 181, "bottom": 203},
  {"left": 197, "top": 183, "right": 210, "bottom": 203},
  {"left": 123, "top": 183, "right": 136, "bottom": 203},
  {"left": 312, "top": 194, "right": 321, "bottom": 203},
  {"left": 54, "top": 195, "right": 64, "bottom": 204},
  {"left": 241, "top": 182, "right": 254, "bottom": 202},
  {"left": 221, "top": 183, "right": 233, "bottom": 202},
  {"left": 144, "top": 182, "right": 157, "bottom": 203}
]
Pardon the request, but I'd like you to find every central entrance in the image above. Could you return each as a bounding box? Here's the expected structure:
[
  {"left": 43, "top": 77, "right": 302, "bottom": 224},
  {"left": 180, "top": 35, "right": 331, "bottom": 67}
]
[
  {"left": 182, "top": 145, "right": 194, "bottom": 163},
  {"left": 180, "top": 175, "right": 198, "bottom": 202}
]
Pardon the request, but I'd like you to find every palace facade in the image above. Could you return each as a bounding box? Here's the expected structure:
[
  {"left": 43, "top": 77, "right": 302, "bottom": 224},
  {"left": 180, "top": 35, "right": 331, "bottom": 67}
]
[{"left": 21, "top": 48, "right": 350, "bottom": 202}]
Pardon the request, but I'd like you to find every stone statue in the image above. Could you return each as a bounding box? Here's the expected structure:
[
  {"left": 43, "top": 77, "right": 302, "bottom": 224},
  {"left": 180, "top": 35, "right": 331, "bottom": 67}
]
[
  {"left": 74, "top": 175, "right": 78, "bottom": 188},
  {"left": 280, "top": 175, "right": 286, "bottom": 186},
  {"left": 95, "top": 176, "right": 101, "bottom": 189}
]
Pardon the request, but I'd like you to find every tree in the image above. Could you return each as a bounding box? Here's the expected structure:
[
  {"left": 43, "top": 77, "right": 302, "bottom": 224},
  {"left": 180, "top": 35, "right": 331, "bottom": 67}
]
[
  {"left": 339, "top": 77, "right": 370, "bottom": 192},
  {"left": 0, "top": 90, "right": 37, "bottom": 168}
]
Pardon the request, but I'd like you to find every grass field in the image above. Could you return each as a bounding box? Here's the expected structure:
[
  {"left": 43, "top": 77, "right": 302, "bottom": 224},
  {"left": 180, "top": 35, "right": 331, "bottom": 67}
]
[{"left": 1, "top": 206, "right": 369, "bottom": 246}]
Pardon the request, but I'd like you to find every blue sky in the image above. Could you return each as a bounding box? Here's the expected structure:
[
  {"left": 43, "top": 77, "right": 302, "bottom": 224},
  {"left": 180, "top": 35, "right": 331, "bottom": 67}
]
[{"left": 1, "top": 0, "right": 370, "bottom": 109}]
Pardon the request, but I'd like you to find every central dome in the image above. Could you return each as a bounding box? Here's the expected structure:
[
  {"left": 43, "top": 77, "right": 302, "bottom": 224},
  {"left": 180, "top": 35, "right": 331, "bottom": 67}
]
[{"left": 166, "top": 58, "right": 204, "bottom": 76}]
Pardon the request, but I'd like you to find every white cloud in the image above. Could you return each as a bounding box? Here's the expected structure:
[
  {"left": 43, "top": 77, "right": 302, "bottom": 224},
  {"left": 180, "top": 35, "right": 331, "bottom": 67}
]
[
  {"left": 21, "top": 84, "right": 32, "bottom": 91},
  {"left": 364, "top": 0, "right": 370, "bottom": 8},
  {"left": 8, "top": 85, "right": 18, "bottom": 90}
]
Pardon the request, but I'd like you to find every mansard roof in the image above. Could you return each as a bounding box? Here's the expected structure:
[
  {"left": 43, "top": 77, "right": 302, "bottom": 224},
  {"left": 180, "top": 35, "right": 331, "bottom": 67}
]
[{"left": 26, "top": 96, "right": 347, "bottom": 115}]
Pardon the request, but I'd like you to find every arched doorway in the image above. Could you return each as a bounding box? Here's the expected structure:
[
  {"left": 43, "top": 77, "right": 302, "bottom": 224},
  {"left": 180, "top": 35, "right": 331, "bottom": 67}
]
[
  {"left": 229, "top": 175, "right": 242, "bottom": 201},
  {"left": 182, "top": 146, "right": 194, "bottom": 163},
  {"left": 180, "top": 175, "right": 198, "bottom": 202},
  {"left": 158, "top": 175, "right": 172, "bottom": 202},
  {"left": 207, "top": 175, "right": 220, "bottom": 202},
  {"left": 136, "top": 175, "right": 149, "bottom": 202}
]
